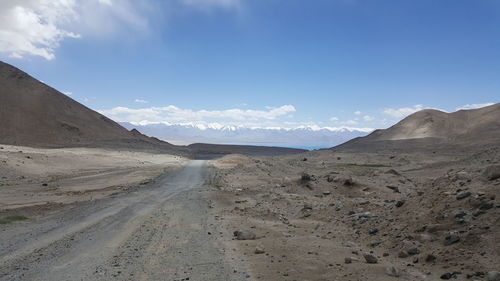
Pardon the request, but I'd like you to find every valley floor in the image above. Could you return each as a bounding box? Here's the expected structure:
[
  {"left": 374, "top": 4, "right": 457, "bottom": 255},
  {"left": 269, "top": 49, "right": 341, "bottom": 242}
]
[{"left": 0, "top": 144, "right": 499, "bottom": 281}]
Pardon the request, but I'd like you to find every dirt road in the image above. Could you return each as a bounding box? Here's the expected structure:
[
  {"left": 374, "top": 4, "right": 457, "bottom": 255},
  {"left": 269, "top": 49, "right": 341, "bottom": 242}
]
[{"left": 0, "top": 160, "right": 247, "bottom": 281}]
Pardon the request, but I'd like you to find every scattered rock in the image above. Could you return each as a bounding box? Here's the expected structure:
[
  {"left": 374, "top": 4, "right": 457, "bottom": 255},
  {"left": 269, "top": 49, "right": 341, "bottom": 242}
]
[
  {"left": 303, "top": 202, "right": 313, "bottom": 210},
  {"left": 487, "top": 271, "right": 500, "bottom": 281},
  {"left": 363, "top": 254, "right": 378, "bottom": 264},
  {"left": 341, "top": 176, "right": 353, "bottom": 186},
  {"left": 385, "top": 169, "right": 401, "bottom": 176},
  {"left": 234, "top": 230, "right": 257, "bottom": 240},
  {"left": 41, "top": 183, "right": 48, "bottom": 186},
  {"left": 254, "top": 247, "right": 265, "bottom": 254},
  {"left": 368, "top": 228, "right": 379, "bottom": 235},
  {"left": 480, "top": 202, "right": 494, "bottom": 210},
  {"left": 443, "top": 235, "right": 460, "bottom": 246},
  {"left": 440, "top": 272, "right": 460, "bottom": 279},
  {"left": 398, "top": 251, "right": 409, "bottom": 258},
  {"left": 456, "top": 192, "right": 471, "bottom": 200},
  {"left": 407, "top": 248, "right": 420, "bottom": 255},
  {"left": 302, "top": 157, "right": 308, "bottom": 161},
  {"left": 344, "top": 257, "right": 352, "bottom": 264},
  {"left": 482, "top": 165, "right": 500, "bottom": 181},
  {"left": 395, "top": 200, "right": 405, "bottom": 207},
  {"left": 425, "top": 254, "right": 436, "bottom": 262},
  {"left": 386, "top": 266, "right": 401, "bottom": 277},
  {"left": 301, "top": 173, "right": 312, "bottom": 182},
  {"left": 386, "top": 185, "right": 400, "bottom": 193}
]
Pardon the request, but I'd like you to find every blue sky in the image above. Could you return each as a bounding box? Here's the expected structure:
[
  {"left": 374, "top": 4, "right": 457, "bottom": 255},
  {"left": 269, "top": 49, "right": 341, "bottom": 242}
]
[{"left": 0, "top": 0, "right": 498, "bottom": 130}]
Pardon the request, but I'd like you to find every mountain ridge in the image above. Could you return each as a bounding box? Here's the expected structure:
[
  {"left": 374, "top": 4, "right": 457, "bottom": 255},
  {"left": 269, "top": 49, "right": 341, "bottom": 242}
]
[{"left": 335, "top": 103, "right": 500, "bottom": 152}]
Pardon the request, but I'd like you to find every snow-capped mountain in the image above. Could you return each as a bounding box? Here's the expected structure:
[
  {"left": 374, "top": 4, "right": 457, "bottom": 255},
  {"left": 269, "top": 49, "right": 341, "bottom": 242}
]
[{"left": 120, "top": 122, "right": 373, "bottom": 149}]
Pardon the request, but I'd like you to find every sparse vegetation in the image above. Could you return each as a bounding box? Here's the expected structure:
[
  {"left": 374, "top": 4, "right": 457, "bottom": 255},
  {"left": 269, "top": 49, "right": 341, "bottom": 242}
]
[{"left": 0, "top": 215, "right": 28, "bottom": 224}]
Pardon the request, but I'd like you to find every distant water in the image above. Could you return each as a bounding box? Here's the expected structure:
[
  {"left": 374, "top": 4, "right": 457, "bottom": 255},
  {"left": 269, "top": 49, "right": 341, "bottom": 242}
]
[
  {"left": 285, "top": 145, "right": 331, "bottom": 151},
  {"left": 215, "top": 143, "right": 331, "bottom": 151}
]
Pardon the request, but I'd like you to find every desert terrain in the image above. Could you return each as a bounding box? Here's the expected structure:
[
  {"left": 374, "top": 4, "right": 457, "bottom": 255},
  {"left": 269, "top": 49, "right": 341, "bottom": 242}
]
[
  {"left": 205, "top": 104, "right": 500, "bottom": 281},
  {"left": 0, "top": 61, "right": 499, "bottom": 280}
]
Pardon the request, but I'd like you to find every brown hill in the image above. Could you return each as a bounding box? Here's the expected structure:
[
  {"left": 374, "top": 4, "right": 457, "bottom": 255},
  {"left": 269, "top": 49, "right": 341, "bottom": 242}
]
[
  {"left": 0, "top": 61, "right": 180, "bottom": 152},
  {"left": 335, "top": 103, "right": 500, "bottom": 152}
]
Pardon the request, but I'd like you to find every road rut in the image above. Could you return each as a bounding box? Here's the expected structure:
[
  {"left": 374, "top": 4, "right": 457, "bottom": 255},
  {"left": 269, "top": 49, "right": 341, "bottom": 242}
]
[{"left": 0, "top": 160, "right": 246, "bottom": 281}]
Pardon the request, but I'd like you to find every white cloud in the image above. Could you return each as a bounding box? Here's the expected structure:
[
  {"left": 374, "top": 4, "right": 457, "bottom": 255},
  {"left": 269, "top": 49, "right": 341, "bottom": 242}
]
[
  {"left": 0, "top": 0, "right": 242, "bottom": 60},
  {"left": 363, "top": 115, "right": 374, "bottom": 121},
  {"left": 354, "top": 110, "right": 361, "bottom": 115},
  {"left": 383, "top": 104, "right": 425, "bottom": 118},
  {"left": 456, "top": 103, "right": 494, "bottom": 111},
  {"left": 0, "top": 0, "right": 81, "bottom": 60},
  {"left": 134, "top": 99, "right": 148, "bottom": 104},
  {"left": 63, "top": 91, "right": 73, "bottom": 96},
  {"left": 330, "top": 117, "right": 339, "bottom": 121},
  {"left": 99, "top": 105, "right": 296, "bottom": 124}
]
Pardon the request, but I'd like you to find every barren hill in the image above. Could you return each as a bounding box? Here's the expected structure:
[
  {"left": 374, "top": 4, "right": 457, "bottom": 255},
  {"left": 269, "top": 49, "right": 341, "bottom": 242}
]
[
  {"left": 336, "top": 103, "right": 500, "bottom": 152},
  {"left": 0, "top": 61, "right": 180, "bottom": 151}
]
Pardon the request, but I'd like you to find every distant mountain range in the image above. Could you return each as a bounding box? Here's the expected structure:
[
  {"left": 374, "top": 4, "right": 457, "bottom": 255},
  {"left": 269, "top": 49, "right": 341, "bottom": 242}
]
[{"left": 120, "top": 122, "right": 373, "bottom": 149}]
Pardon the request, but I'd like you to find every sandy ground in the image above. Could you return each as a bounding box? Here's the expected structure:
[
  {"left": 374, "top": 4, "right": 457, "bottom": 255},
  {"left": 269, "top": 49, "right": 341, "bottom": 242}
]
[
  {"left": 0, "top": 144, "right": 186, "bottom": 210},
  {"left": 208, "top": 146, "right": 500, "bottom": 281}
]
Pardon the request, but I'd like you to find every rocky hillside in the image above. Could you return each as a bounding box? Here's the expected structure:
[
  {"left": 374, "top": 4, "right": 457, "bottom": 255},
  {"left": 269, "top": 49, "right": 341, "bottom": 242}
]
[{"left": 337, "top": 104, "right": 500, "bottom": 152}]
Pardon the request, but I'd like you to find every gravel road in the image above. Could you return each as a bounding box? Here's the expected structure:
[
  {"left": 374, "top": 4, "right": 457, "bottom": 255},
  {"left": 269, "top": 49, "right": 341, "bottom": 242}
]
[{"left": 0, "top": 160, "right": 246, "bottom": 281}]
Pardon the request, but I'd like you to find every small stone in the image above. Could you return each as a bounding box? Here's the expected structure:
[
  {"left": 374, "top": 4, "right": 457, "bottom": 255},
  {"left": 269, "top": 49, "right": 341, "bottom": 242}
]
[
  {"left": 480, "top": 202, "right": 494, "bottom": 210},
  {"left": 407, "top": 248, "right": 420, "bottom": 255},
  {"left": 395, "top": 200, "right": 405, "bottom": 207},
  {"left": 233, "top": 230, "right": 257, "bottom": 240},
  {"left": 342, "top": 176, "right": 354, "bottom": 186},
  {"left": 425, "top": 254, "right": 436, "bottom": 262},
  {"left": 41, "top": 183, "right": 48, "bottom": 186},
  {"left": 369, "top": 228, "right": 379, "bottom": 235},
  {"left": 456, "top": 192, "right": 471, "bottom": 200},
  {"left": 398, "top": 251, "right": 409, "bottom": 258},
  {"left": 440, "top": 273, "right": 453, "bottom": 279},
  {"left": 254, "top": 247, "right": 265, "bottom": 254},
  {"left": 386, "top": 185, "right": 400, "bottom": 193},
  {"left": 301, "top": 173, "right": 312, "bottom": 182},
  {"left": 344, "top": 257, "right": 352, "bottom": 264},
  {"left": 363, "top": 254, "right": 378, "bottom": 264},
  {"left": 386, "top": 266, "right": 400, "bottom": 277},
  {"left": 443, "top": 235, "right": 460, "bottom": 246}
]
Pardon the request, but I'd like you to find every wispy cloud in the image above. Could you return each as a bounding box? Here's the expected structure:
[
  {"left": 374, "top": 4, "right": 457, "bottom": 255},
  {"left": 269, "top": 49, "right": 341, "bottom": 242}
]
[
  {"left": 134, "top": 99, "right": 149, "bottom": 104},
  {"left": 363, "top": 115, "right": 374, "bottom": 121},
  {"left": 354, "top": 110, "right": 361, "bottom": 115},
  {"left": 455, "top": 103, "right": 494, "bottom": 111}
]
